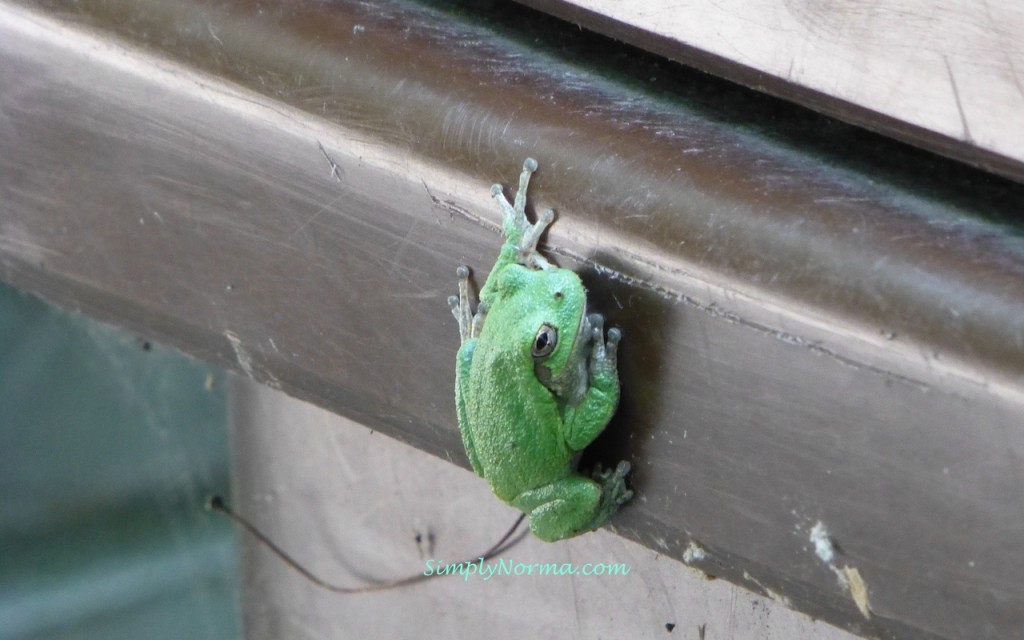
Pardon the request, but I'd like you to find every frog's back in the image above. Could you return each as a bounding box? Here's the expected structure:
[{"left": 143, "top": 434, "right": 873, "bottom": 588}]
[{"left": 466, "top": 345, "right": 572, "bottom": 501}]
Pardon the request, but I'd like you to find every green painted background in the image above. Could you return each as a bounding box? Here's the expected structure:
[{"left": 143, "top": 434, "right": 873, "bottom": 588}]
[{"left": 0, "top": 282, "right": 239, "bottom": 639}]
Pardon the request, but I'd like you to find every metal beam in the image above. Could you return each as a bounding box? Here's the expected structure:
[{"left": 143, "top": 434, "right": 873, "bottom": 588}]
[{"left": 2, "top": 1, "right": 1023, "bottom": 637}]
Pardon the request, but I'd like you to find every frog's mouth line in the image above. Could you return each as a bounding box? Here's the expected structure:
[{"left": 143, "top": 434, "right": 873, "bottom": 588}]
[
  {"left": 565, "top": 308, "right": 590, "bottom": 366},
  {"left": 535, "top": 310, "right": 590, "bottom": 406}
]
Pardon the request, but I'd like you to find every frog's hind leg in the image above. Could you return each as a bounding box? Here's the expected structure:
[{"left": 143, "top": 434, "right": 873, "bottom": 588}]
[
  {"left": 513, "top": 473, "right": 626, "bottom": 542},
  {"left": 590, "top": 461, "right": 633, "bottom": 526}
]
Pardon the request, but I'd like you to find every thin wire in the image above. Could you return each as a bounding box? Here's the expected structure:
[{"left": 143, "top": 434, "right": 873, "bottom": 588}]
[{"left": 208, "top": 495, "right": 528, "bottom": 594}]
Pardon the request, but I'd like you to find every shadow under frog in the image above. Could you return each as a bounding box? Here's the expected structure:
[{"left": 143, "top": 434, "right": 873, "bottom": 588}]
[{"left": 575, "top": 250, "right": 672, "bottom": 521}]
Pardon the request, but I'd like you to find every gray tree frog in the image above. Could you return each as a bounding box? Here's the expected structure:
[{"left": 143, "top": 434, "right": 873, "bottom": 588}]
[{"left": 449, "top": 158, "right": 632, "bottom": 542}]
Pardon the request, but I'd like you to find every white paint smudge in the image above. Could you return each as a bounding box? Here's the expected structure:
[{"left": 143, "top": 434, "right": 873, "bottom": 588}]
[
  {"left": 808, "top": 521, "right": 871, "bottom": 619},
  {"left": 810, "top": 521, "right": 835, "bottom": 564},
  {"left": 225, "top": 330, "right": 255, "bottom": 378},
  {"left": 682, "top": 541, "right": 706, "bottom": 564}
]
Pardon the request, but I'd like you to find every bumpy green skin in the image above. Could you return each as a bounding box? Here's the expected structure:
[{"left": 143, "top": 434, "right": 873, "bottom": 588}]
[{"left": 449, "top": 158, "right": 632, "bottom": 542}]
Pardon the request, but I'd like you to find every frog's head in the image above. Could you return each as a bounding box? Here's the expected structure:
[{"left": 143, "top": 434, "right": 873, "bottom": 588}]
[{"left": 523, "top": 269, "right": 591, "bottom": 406}]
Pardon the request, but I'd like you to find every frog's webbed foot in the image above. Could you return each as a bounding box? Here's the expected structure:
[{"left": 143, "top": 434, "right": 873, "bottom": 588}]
[
  {"left": 592, "top": 460, "right": 634, "bottom": 509},
  {"left": 491, "top": 158, "right": 554, "bottom": 271},
  {"left": 449, "top": 266, "right": 488, "bottom": 343},
  {"left": 563, "top": 460, "right": 631, "bottom": 535}
]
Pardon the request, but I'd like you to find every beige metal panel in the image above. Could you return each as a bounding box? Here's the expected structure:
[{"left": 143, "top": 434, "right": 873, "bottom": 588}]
[
  {"left": 232, "top": 377, "right": 860, "bottom": 640},
  {"left": 520, "top": 0, "right": 1024, "bottom": 182}
]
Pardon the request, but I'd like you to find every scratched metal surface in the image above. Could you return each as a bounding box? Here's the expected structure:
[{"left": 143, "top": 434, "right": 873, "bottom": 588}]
[{"left": 1, "top": 0, "right": 1023, "bottom": 638}]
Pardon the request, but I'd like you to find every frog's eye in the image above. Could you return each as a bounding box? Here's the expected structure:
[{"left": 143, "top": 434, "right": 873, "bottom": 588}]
[{"left": 532, "top": 324, "right": 558, "bottom": 359}]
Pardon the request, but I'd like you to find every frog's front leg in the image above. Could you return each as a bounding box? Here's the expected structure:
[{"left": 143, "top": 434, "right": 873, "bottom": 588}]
[
  {"left": 512, "top": 464, "right": 632, "bottom": 542},
  {"left": 450, "top": 266, "right": 486, "bottom": 476},
  {"left": 448, "top": 265, "right": 487, "bottom": 344},
  {"left": 490, "top": 158, "right": 554, "bottom": 271},
  {"left": 564, "top": 314, "right": 621, "bottom": 451}
]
